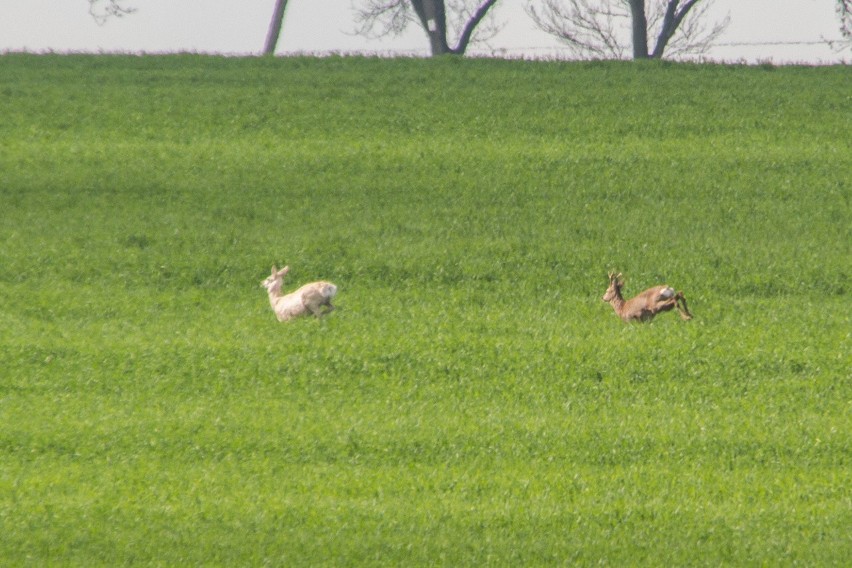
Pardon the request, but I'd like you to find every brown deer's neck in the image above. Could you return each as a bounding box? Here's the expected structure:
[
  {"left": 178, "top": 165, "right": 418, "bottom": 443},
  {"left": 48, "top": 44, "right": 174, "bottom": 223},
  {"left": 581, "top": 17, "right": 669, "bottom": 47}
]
[{"left": 609, "top": 289, "right": 626, "bottom": 315}]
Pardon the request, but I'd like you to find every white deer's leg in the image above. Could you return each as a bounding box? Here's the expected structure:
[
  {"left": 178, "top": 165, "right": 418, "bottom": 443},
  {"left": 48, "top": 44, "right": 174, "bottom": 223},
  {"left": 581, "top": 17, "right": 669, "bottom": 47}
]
[
  {"left": 306, "top": 303, "right": 323, "bottom": 317},
  {"left": 305, "top": 297, "right": 332, "bottom": 318}
]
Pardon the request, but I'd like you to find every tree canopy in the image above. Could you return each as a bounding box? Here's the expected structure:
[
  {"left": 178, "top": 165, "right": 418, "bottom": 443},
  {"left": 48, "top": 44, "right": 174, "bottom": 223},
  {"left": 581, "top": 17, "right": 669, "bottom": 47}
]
[
  {"left": 88, "top": 0, "right": 135, "bottom": 25},
  {"left": 353, "top": 0, "right": 501, "bottom": 56},
  {"left": 527, "top": 0, "right": 728, "bottom": 60}
]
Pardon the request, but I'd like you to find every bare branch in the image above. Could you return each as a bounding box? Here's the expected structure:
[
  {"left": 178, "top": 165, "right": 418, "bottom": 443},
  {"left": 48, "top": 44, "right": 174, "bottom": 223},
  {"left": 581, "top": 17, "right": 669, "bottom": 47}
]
[
  {"left": 452, "top": 0, "right": 501, "bottom": 53},
  {"left": 88, "top": 0, "right": 136, "bottom": 26},
  {"left": 663, "top": 1, "right": 728, "bottom": 57},
  {"left": 352, "top": 0, "right": 502, "bottom": 55},
  {"left": 528, "top": 0, "right": 727, "bottom": 60},
  {"left": 526, "top": 0, "right": 630, "bottom": 59},
  {"left": 841, "top": 0, "right": 852, "bottom": 36},
  {"left": 653, "top": 0, "right": 728, "bottom": 58},
  {"left": 352, "top": 0, "right": 415, "bottom": 39},
  {"left": 836, "top": 0, "right": 852, "bottom": 48}
]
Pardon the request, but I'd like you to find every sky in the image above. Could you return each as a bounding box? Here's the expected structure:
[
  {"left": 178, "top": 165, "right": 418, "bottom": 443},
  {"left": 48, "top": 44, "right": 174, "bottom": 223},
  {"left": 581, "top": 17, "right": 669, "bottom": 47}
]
[{"left": 1, "top": 1, "right": 849, "bottom": 64}]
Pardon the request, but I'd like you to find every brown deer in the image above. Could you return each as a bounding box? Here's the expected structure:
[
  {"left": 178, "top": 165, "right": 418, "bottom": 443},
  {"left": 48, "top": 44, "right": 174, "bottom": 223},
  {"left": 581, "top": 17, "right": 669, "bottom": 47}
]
[
  {"left": 602, "top": 272, "right": 692, "bottom": 323},
  {"left": 261, "top": 266, "right": 337, "bottom": 322}
]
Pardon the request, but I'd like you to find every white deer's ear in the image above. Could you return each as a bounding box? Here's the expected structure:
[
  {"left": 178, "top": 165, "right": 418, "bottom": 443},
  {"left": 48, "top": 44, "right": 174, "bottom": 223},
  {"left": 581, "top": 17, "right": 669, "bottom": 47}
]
[{"left": 271, "top": 266, "right": 277, "bottom": 274}]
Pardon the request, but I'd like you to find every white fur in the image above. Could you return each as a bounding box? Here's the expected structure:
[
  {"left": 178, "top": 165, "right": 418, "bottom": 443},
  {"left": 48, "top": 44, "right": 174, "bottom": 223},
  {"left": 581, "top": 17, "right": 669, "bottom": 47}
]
[
  {"left": 261, "top": 266, "right": 337, "bottom": 322},
  {"left": 658, "top": 286, "right": 675, "bottom": 300}
]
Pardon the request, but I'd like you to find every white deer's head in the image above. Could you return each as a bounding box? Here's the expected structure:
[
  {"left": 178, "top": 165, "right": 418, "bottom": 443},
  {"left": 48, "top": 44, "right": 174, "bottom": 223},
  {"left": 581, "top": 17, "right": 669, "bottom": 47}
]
[{"left": 261, "top": 265, "right": 290, "bottom": 294}]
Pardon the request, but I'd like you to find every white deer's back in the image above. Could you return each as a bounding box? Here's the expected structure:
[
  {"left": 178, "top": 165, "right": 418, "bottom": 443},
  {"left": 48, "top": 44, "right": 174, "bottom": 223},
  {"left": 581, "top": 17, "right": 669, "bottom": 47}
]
[
  {"left": 271, "top": 292, "right": 311, "bottom": 321},
  {"left": 264, "top": 269, "right": 338, "bottom": 322}
]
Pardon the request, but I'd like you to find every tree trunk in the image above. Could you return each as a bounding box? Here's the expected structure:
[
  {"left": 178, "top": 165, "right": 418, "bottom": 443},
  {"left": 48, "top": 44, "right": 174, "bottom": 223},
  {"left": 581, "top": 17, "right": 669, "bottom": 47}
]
[
  {"left": 411, "top": 0, "right": 452, "bottom": 55},
  {"left": 263, "top": 0, "right": 290, "bottom": 56},
  {"left": 627, "top": 0, "right": 650, "bottom": 59}
]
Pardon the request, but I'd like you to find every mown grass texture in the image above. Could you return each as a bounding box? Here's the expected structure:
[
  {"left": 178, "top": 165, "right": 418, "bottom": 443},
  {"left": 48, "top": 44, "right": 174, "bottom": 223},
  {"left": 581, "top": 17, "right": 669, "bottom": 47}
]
[{"left": 0, "top": 54, "right": 850, "bottom": 565}]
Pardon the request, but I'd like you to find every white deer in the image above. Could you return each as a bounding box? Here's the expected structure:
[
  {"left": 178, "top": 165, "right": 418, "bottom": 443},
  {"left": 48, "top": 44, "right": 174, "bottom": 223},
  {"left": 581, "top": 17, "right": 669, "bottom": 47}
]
[
  {"left": 261, "top": 265, "right": 337, "bottom": 322},
  {"left": 602, "top": 272, "right": 693, "bottom": 323}
]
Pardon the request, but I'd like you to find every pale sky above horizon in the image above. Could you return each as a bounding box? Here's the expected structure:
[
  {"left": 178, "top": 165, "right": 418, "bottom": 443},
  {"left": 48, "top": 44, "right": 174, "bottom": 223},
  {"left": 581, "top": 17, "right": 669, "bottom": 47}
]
[{"left": 1, "top": 1, "right": 849, "bottom": 64}]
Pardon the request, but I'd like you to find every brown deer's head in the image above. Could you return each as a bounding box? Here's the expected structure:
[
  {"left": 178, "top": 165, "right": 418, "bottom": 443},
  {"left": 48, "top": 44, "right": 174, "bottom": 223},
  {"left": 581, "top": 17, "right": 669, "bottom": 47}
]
[{"left": 602, "top": 272, "right": 624, "bottom": 303}]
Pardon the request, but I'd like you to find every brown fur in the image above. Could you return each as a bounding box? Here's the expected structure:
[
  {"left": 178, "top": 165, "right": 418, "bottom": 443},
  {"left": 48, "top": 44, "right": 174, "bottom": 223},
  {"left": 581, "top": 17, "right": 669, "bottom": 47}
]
[{"left": 602, "top": 272, "right": 692, "bottom": 323}]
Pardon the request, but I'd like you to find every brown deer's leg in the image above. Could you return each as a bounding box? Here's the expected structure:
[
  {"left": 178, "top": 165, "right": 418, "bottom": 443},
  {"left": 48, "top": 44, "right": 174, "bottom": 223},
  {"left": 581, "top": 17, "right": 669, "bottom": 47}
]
[{"left": 675, "top": 292, "right": 693, "bottom": 320}]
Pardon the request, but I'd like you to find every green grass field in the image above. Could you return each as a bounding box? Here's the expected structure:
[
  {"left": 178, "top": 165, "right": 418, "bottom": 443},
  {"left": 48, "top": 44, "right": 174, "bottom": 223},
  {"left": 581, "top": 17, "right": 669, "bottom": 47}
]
[{"left": 0, "top": 54, "right": 849, "bottom": 565}]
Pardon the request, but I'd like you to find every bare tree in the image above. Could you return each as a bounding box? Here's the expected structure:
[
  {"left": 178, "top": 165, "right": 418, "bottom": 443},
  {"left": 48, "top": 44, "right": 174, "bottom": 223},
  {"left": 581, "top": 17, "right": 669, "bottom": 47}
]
[
  {"left": 839, "top": 0, "right": 852, "bottom": 40},
  {"left": 527, "top": 0, "right": 728, "bottom": 60},
  {"left": 263, "top": 0, "right": 291, "bottom": 55},
  {"left": 353, "top": 0, "right": 501, "bottom": 56},
  {"left": 824, "top": 0, "right": 852, "bottom": 51},
  {"left": 88, "top": 0, "right": 135, "bottom": 25}
]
